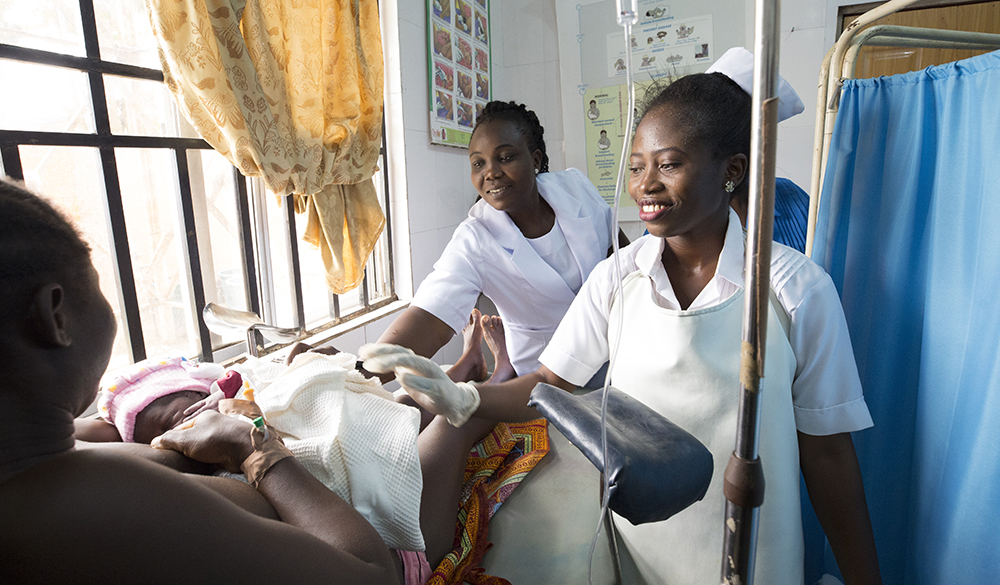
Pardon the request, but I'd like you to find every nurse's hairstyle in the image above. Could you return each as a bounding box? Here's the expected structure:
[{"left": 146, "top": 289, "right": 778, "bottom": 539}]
[
  {"left": 472, "top": 100, "right": 550, "bottom": 173},
  {"left": 0, "top": 178, "right": 92, "bottom": 294},
  {"left": 638, "top": 73, "right": 752, "bottom": 163}
]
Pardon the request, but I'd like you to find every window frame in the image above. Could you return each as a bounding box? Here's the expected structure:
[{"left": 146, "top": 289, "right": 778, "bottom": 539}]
[{"left": 0, "top": 0, "right": 396, "bottom": 365}]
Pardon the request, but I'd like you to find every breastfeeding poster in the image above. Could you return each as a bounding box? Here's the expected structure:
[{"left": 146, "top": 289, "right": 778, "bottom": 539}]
[
  {"left": 428, "top": 0, "right": 492, "bottom": 148},
  {"left": 583, "top": 86, "right": 628, "bottom": 205}
]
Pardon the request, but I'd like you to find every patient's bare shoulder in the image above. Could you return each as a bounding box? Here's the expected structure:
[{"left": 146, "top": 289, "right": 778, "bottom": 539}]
[
  {"left": 1, "top": 450, "right": 224, "bottom": 581},
  {"left": 0, "top": 450, "right": 303, "bottom": 583}
]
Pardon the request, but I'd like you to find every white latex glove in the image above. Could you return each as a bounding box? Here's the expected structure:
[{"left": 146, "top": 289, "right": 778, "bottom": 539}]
[{"left": 359, "top": 343, "right": 480, "bottom": 427}]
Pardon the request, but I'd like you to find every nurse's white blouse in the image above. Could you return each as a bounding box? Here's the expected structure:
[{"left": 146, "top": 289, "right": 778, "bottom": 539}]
[
  {"left": 411, "top": 168, "right": 614, "bottom": 376},
  {"left": 540, "top": 208, "right": 874, "bottom": 436}
]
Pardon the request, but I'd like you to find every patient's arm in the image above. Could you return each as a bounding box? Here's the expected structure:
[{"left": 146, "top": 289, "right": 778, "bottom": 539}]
[
  {"left": 73, "top": 417, "right": 122, "bottom": 442},
  {"left": 149, "top": 411, "right": 400, "bottom": 583},
  {"left": 4, "top": 448, "right": 399, "bottom": 584},
  {"left": 74, "top": 438, "right": 214, "bottom": 475}
]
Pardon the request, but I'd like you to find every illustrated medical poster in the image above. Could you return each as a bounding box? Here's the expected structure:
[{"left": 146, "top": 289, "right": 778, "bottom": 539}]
[
  {"left": 557, "top": 0, "right": 735, "bottom": 212},
  {"left": 583, "top": 10, "right": 712, "bottom": 203},
  {"left": 606, "top": 12, "right": 713, "bottom": 79},
  {"left": 428, "top": 0, "right": 492, "bottom": 148},
  {"left": 584, "top": 87, "right": 625, "bottom": 205}
]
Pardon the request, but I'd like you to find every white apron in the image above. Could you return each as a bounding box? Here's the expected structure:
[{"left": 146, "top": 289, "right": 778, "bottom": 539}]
[{"left": 608, "top": 271, "right": 804, "bottom": 585}]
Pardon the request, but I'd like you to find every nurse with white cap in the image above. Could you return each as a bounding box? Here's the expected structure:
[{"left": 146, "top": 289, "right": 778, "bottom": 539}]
[{"left": 709, "top": 46, "right": 812, "bottom": 252}]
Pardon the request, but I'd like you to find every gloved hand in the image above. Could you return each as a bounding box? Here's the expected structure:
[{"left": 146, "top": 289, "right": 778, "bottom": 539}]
[{"left": 359, "top": 343, "right": 481, "bottom": 427}]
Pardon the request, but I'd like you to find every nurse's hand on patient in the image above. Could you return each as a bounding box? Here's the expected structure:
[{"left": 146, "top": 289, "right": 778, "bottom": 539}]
[
  {"left": 151, "top": 410, "right": 254, "bottom": 473},
  {"left": 360, "top": 343, "right": 481, "bottom": 427}
]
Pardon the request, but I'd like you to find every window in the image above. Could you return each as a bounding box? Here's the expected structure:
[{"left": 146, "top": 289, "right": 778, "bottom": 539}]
[{"left": 0, "top": 0, "right": 395, "bottom": 369}]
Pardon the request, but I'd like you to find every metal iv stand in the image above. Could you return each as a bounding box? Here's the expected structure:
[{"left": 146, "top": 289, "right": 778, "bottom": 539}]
[{"left": 721, "top": 0, "right": 781, "bottom": 583}]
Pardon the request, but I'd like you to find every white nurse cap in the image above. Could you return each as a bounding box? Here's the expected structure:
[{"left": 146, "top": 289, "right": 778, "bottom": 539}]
[{"left": 706, "top": 47, "right": 805, "bottom": 122}]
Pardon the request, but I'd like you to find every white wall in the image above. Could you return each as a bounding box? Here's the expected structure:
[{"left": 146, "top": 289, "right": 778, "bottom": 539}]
[
  {"left": 766, "top": 0, "right": 835, "bottom": 190},
  {"left": 329, "top": 0, "right": 841, "bottom": 363}
]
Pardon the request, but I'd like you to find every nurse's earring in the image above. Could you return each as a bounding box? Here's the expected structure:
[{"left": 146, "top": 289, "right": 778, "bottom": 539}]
[
  {"left": 535, "top": 168, "right": 539, "bottom": 175},
  {"left": 725, "top": 180, "right": 735, "bottom": 193}
]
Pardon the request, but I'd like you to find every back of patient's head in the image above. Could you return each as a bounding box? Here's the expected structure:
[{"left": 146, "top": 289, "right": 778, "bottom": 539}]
[{"left": 0, "top": 178, "right": 92, "bottom": 319}]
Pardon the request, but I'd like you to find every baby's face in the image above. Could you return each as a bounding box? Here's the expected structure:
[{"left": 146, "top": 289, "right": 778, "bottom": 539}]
[{"left": 133, "top": 390, "right": 207, "bottom": 444}]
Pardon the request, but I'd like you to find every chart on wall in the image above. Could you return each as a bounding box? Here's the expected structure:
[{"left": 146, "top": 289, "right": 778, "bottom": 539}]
[
  {"left": 582, "top": 6, "right": 713, "bottom": 204},
  {"left": 605, "top": 11, "right": 713, "bottom": 79},
  {"left": 428, "top": 0, "right": 492, "bottom": 148}
]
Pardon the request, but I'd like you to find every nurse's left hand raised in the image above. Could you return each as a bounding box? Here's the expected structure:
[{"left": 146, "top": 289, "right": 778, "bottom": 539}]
[{"left": 360, "top": 343, "right": 481, "bottom": 427}]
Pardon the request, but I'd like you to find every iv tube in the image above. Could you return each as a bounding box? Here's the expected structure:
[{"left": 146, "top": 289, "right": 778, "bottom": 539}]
[{"left": 587, "top": 4, "right": 638, "bottom": 583}]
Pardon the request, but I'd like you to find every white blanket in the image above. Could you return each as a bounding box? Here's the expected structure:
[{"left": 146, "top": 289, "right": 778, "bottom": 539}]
[{"left": 236, "top": 352, "right": 424, "bottom": 551}]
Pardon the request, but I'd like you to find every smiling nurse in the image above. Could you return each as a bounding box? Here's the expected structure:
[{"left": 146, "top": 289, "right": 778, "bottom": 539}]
[{"left": 377, "top": 100, "right": 622, "bottom": 382}]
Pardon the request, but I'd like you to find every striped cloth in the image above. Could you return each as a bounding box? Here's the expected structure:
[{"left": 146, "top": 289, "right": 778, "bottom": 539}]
[
  {"left": 773, "top": 178, "right": 810, "bottom": 253},
  {"left": 427, "top": 419, "right": 550, "bottom": 585}
]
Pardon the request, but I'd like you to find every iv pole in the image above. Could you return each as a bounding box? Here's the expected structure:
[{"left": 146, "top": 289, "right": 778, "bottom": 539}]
[{"left": 721, "top": 0, "right": 780, "bottom": 583}]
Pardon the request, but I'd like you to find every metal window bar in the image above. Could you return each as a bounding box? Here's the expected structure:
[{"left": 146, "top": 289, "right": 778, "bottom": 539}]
[
  {"left": 175, "top": 149, "right": 213, "bottom": 360},
  {"left": 330, "top": 290, "right": 342, "bottom": 320},
  {"left": 99, "top": 147, "right": 147, "bottom": 362},
  {"left": 2, "top": 0, "right": 398, "bottom": 363},
  {"left": 378, "top": 129, "right": 395, "bottom": 296},
  {"left": 1, "top": 145, "right": 23, "bottom": 181},
  {"left": 234, "top": 170, "right": 261, "bottom": 317},
  {"left": 284, "top": 194, "right": 307, "bottom": 329}
]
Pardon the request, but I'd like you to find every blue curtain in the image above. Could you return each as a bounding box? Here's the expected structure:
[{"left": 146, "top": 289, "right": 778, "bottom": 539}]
[{"left": 810, "top": 50, "right": 1000, "bottom": 583}]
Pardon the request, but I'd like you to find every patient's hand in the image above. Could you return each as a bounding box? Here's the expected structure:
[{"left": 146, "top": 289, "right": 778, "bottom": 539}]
[{"left": 152, "top": 410, "right": 254, "bottom": 473}]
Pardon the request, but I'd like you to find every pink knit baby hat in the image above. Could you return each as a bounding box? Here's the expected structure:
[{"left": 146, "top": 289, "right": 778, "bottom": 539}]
[{"left": 98, "top": 357, "right": 223, "bottom": 442}]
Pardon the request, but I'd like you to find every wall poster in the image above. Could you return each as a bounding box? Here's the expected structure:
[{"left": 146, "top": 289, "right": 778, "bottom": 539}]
[
  {"left": 583, "top": 8, "right": 713, "bottom": 204},
  {"left": 428, "top": 0, "right": 492, "bottom": 148}
]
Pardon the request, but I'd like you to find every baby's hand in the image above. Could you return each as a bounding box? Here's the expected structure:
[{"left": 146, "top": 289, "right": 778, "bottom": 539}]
[
  {"left": 181, "top": 389, "right": 225, "bottom": 422},
  {"left": 152, "top": 410, "right": 253, "bottom": 473}
]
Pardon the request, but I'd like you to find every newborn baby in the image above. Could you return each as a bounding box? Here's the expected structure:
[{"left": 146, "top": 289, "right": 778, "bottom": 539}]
[{"left": 75, "top": 357, "right": 243, "bottom": 444}]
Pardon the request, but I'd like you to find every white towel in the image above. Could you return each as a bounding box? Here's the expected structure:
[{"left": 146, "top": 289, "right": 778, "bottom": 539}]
[{"left": 251, "top": 352, "right": 424, "bottom": 551}]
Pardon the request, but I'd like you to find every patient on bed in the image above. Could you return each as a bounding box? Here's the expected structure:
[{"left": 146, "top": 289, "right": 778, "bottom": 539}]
[
  {"left": 73, "top": 311, "right": 523, "bottom": 581},
  {"left": 0, "top": 178, "right": 401, "bottom": 583}
]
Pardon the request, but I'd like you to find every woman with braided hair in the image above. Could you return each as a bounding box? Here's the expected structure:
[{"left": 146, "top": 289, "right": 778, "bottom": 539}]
[{"left": 378, "top": 100, "right": 622, "bottom": 384}]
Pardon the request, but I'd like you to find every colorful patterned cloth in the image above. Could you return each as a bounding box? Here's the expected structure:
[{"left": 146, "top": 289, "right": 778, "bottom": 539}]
[{"left": 427, "top": 419, "right": 550, "bottom": 585}]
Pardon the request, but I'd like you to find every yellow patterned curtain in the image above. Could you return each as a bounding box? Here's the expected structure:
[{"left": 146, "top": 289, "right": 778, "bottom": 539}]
[{"left": 146, "top": 0, "right": 385, "bottom": 293}]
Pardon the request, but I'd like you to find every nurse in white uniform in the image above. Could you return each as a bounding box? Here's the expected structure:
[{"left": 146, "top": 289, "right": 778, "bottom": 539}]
[
  {"left": 364, "top": 75, "right": 882, "bottom": 584},
  {"left": 378, "top": 100, "right": 618, "bottom": 378}
]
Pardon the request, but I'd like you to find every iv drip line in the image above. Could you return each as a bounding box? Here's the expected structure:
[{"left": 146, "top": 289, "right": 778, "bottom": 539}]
[{"left": 587, "top": 1, "right": 637, "bottom": 583}]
